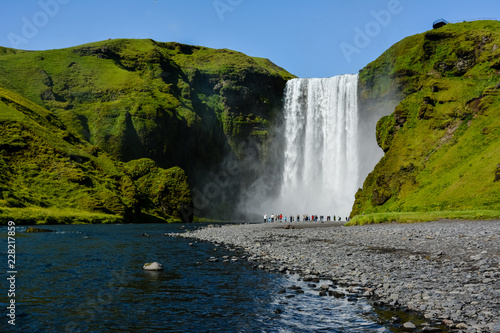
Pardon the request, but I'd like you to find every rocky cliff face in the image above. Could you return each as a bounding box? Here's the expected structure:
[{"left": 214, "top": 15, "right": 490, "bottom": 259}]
[
  {"left": 352, "top": 20, "right": 500, "bottom": 217},
  {"left": 0, "top": 39, "right": 294, "bottom": 223}
]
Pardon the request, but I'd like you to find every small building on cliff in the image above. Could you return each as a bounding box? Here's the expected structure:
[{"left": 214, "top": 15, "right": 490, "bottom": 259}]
[{"left": 433, "top": 19, "right": 448, "bottom": 29}]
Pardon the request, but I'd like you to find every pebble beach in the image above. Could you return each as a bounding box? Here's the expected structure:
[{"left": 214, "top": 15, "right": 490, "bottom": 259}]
[{"left": 179, "top": 220, "right": 500, "bottom": 332}]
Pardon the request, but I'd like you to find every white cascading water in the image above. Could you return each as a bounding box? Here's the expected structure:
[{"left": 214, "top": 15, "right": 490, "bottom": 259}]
[{"left": 276, "top": 74, "right": 359, "bottom": 219}]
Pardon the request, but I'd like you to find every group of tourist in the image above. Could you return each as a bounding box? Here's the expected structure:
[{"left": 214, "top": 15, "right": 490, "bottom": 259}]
[{"left": 263, "top": 214, "right": 350, "bottom": 223}]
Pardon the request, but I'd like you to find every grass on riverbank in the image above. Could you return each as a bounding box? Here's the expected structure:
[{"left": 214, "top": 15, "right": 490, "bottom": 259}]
[
  {"left": 0, "top": 207, "right": 122, "bottom": 225},
  {"left": 347, "top": 210, "right": 500, "bottom": 225}
]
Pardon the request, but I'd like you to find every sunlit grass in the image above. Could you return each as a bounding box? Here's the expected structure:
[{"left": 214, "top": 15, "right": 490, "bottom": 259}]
[
  {"left": 353, "top": 21, "right": 500, "bottom": 218},
  {"left": 0, "top": 207, "right": 121, "bottom": 225},
  {"left": 348, "top": 210, "right": 500, "bottom": 225}
]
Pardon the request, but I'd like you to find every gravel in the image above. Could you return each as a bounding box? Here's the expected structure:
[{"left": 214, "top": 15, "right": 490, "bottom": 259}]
[{"left": 177, "top": 220, "right": 500, "bottom": 332}]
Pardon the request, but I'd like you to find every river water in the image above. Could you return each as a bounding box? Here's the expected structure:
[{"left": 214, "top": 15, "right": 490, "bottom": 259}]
[{"left": 2, "top": 223, "right": 402, "bottom": 332}]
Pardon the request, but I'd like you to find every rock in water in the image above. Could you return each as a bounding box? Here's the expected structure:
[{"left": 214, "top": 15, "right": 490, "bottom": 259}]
[
  {"left": 143, "top": 262, "right": 164, "bottom": 271},
  {"left": 403, "top": 322, "right": 416, "bottom": 330},
  {"left": 25, "top": 227, "right": 54, "bottom": 233}
]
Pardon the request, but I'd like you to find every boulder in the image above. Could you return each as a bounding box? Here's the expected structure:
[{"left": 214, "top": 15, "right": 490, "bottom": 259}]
[
  {"left": 332, "top": 291, "right": 345, "bottom": 298},
  {"left": 143, "top": 262, "right": 164, "bottom": 271},
  {"left": 403, "top": 322, "right": 416, "bottom": 330}
]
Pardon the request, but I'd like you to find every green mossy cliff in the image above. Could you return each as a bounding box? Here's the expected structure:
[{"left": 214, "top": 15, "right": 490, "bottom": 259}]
[
  {"left": 0, "top": 39, "right": 294, "bottom": 224},
  {"left": 0, "top": 86, "right": 192, "bottom": 224},
  {"left": 352, "top": 21, "right": 500, "bottom": 220}
]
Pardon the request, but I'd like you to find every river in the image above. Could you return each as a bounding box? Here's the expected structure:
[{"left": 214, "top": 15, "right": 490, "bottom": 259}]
[{"left": 1, "top": 223, "right": 407, "bottom": 332}]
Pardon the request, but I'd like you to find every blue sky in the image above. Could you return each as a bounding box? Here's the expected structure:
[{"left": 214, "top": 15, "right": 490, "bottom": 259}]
[{"left": 1, "top": 0, "right": 499, "bottom": 78}]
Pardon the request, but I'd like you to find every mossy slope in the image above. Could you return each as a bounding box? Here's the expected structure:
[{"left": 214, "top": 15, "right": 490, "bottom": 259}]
[
  {"left": 0, "top": 39, "right": 294, "bottom": 223},
  {"left": 351, "top": 21, "right": 500, "bottom": 222},
  {"left": 0, "top": 39, "right": 293, "bottom": 167},
  {"left": 0, "top": 86, "right": 192, "bottom": 224}
]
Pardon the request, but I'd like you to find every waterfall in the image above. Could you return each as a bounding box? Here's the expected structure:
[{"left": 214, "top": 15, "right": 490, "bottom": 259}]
[{"left": 276, "top": 74, "right": 359, "bottom": 218}]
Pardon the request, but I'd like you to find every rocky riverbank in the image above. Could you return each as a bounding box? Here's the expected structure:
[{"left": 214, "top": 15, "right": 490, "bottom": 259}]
[{"left": 178, "top": 220, "right": 500, "bottom": 332}]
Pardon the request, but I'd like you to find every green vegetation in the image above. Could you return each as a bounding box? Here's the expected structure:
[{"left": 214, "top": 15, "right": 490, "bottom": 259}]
[
  {"left": 351, "top": 20, "right": 500, "bottom": 223},
  {"left": 348, "top": 210, "right": 500, "bottom": 225},
  {"left": 125, "top": 159, "right": 192, "bottom": 222},
  {"left": 0, "top": 86, "right": 193, "bottom": 225},
  {"left": 0, "top": 39, "right": 294, "bottom": 224},
  {"left": 6, "top": 23, "right": 498, "bottom": 225},
  {"left": 0, "top": 39, "right": 294, "bottom": 165},
  {"left": 0, "top": 207, "right": 123, "bottom": 225}
]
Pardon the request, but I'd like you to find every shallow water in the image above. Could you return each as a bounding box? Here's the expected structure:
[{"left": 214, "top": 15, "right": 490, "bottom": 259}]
[{"left": 1, "top": 223, "right": 403, "bottom": 332}]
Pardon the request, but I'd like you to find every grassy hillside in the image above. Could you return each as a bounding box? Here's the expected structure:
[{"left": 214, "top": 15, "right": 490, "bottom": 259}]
[
  {"left": 0, "top": 39, "right": 294, "bottom": 223},
  {"left": 351, "top": 20, "right": 500, "bottom": 224},
  {"left": 0, "top": 86, "right": 192, "bottom": 224},
  {"left": 0, "top": 39, "right": 293, "bottom": 164}
]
